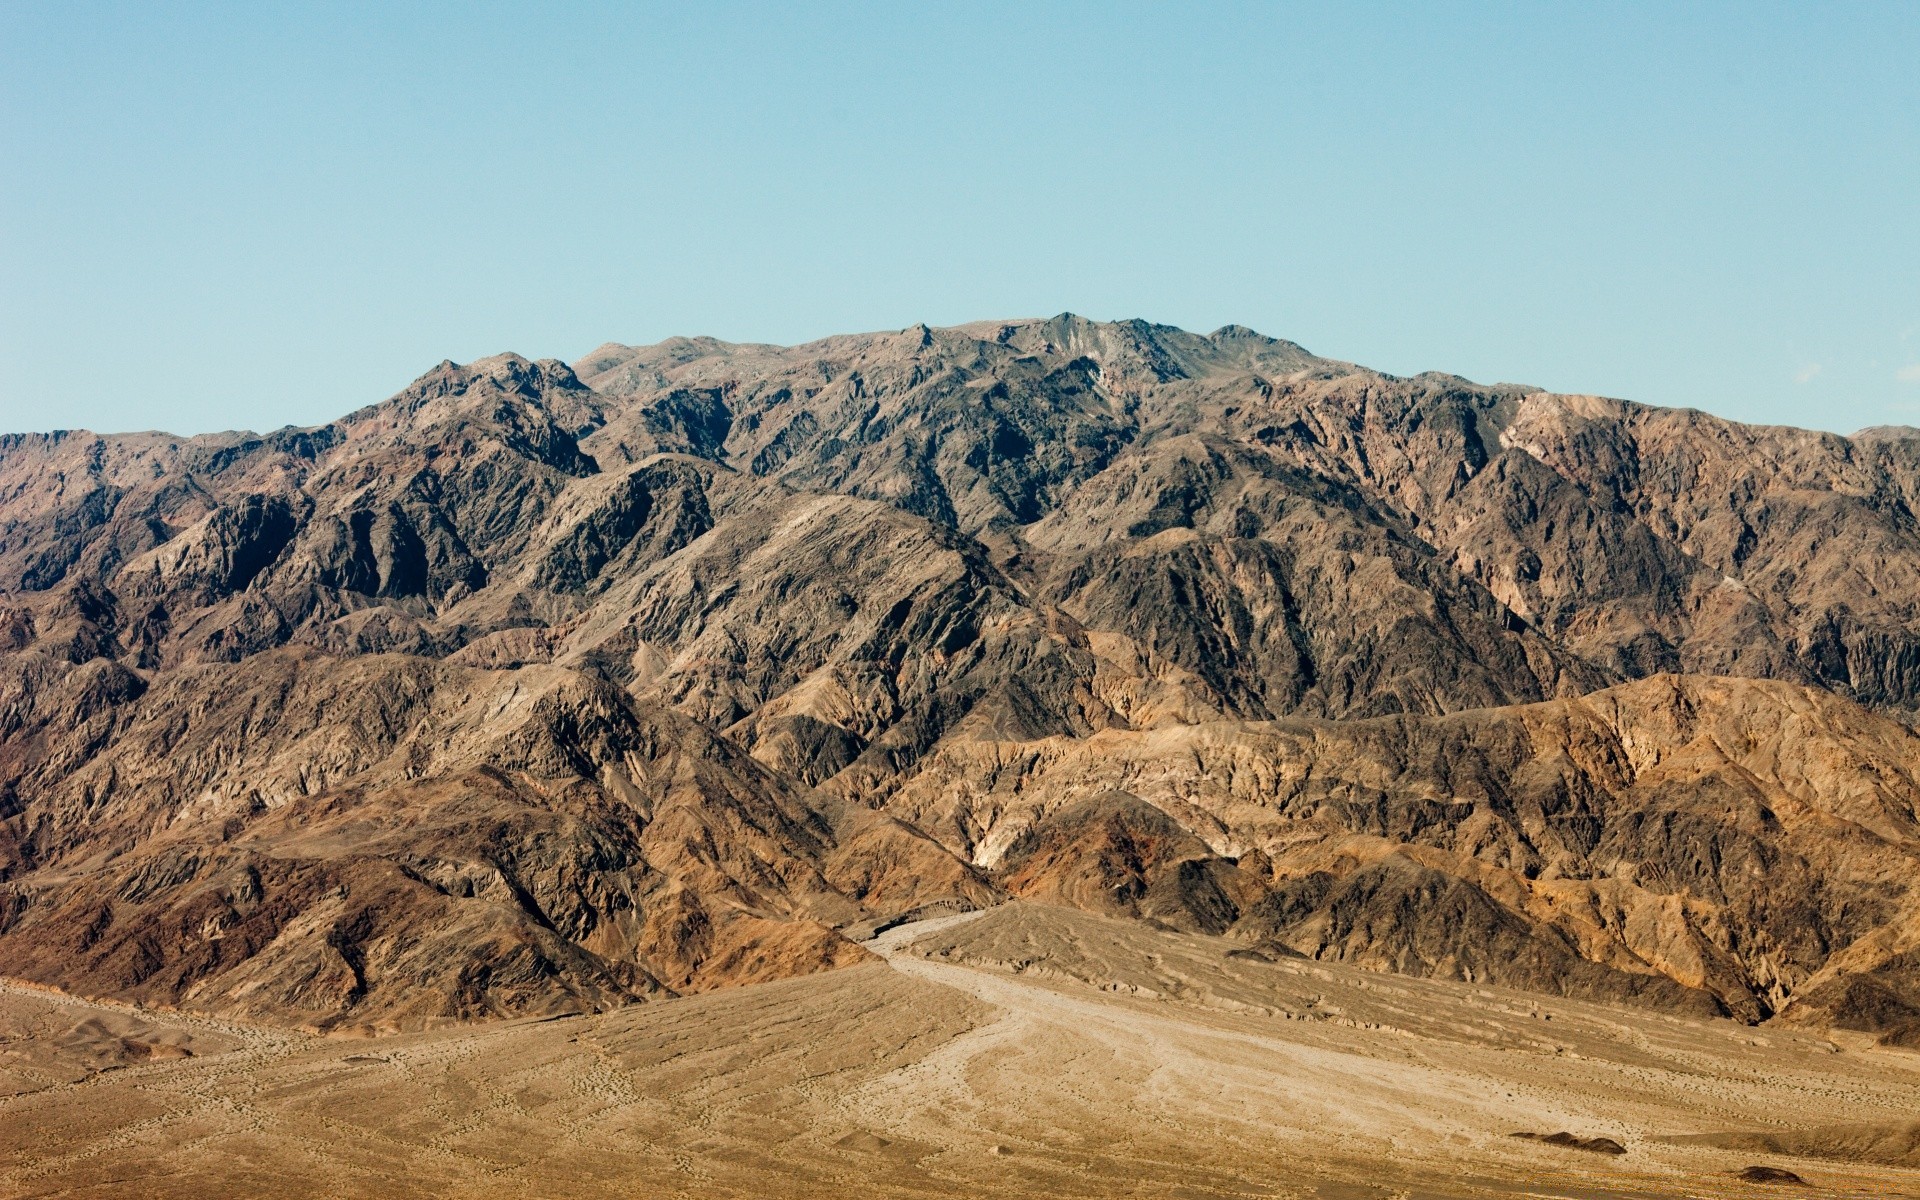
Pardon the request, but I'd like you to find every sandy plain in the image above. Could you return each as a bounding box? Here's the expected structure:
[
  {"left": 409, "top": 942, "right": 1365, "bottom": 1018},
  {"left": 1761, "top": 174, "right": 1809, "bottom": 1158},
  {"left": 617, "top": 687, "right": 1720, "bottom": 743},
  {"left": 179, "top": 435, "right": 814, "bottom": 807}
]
[{"left": 1, "top": 903, "right": 1916, "bottom": 1199}]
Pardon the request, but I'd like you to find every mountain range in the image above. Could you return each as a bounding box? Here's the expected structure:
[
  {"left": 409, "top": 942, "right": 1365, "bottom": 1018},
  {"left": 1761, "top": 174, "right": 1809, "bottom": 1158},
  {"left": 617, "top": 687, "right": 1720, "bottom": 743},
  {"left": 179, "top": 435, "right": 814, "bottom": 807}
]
[{"left": 4, "top": 315, "right": 1919, "bottom": 1043}]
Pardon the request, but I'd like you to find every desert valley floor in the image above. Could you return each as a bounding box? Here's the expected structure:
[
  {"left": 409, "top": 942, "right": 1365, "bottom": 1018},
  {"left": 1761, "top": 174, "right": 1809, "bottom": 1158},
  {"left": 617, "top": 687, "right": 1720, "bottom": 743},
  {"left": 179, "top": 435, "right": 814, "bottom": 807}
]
[{"left": 2, "top": 904, "right": 1916, "bottom": 1200}]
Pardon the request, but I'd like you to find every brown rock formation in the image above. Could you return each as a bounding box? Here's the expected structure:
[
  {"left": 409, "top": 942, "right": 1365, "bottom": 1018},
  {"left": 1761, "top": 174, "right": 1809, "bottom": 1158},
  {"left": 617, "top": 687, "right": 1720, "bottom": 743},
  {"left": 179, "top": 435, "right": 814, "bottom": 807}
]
[{"left": 4, "top": 316, "right": 1920, "bottom": 1033}]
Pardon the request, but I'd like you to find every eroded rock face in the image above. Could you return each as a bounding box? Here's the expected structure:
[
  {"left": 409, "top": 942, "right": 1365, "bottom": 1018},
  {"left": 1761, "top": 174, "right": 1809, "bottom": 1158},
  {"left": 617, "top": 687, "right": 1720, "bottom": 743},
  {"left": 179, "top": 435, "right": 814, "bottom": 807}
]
[
  {"left": 883, "top": 674, "right": 1920, "bottom": 1025},
  {"left": 4, "top": 317, "right": 1920, "bottom": 1032}
]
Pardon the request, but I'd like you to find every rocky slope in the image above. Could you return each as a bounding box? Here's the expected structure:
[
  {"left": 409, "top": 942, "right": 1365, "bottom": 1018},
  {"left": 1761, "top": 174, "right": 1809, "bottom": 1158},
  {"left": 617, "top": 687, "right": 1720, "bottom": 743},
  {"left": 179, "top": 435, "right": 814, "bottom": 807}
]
[{"left": 3, "top": 316, "right": 1920, "bottom": 1035}]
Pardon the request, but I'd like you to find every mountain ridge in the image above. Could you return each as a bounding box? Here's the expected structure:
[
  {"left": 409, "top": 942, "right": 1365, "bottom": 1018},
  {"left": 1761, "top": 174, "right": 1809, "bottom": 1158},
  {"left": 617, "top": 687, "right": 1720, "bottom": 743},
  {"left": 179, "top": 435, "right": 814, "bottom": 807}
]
[{"left": 3, "top": 315, "right": 1919, "bottom": 1041}]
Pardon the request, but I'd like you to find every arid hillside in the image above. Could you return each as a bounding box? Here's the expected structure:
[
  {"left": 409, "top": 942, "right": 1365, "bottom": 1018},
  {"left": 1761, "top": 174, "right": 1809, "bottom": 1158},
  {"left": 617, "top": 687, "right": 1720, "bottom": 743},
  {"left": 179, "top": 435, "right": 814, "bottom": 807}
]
[{"left": 3, "top": 316, "right": 1920, "bottom": 1039}]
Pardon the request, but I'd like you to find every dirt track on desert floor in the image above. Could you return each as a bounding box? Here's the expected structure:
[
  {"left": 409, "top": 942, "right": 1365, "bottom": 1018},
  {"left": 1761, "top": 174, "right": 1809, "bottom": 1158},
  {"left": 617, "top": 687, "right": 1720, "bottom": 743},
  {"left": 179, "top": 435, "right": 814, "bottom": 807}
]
[{"left": 2, "top": 902, "right": 1918, "bottom": 1199}]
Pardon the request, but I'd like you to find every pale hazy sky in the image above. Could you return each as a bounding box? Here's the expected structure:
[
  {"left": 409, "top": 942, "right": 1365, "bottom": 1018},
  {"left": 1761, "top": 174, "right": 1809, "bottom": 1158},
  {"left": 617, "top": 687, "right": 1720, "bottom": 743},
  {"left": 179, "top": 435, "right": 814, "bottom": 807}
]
[{"left": 2, "top": 2, "right": 1916, "bottom": 435}]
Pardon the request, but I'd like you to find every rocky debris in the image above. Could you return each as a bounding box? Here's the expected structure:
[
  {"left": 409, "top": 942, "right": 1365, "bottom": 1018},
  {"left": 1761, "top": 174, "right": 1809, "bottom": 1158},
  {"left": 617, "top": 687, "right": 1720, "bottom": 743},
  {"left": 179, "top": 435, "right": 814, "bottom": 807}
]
[
  {"left": 5, "top": 316, "right": 1920, "bottom": 1031},
  {"left": 1510, "top": 1131, "right": 1627, "bottom": 1155},
  {"left": 1733, "top": 1165, "right": 1807, "bottom": 1184}
]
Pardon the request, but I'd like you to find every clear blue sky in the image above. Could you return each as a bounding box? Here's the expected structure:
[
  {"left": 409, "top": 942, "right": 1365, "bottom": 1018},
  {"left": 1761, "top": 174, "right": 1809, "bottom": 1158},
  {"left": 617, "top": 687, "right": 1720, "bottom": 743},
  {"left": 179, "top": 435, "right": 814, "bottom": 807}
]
[{"left": 2, "top": 2, "right": 1915, "bottom": 435}]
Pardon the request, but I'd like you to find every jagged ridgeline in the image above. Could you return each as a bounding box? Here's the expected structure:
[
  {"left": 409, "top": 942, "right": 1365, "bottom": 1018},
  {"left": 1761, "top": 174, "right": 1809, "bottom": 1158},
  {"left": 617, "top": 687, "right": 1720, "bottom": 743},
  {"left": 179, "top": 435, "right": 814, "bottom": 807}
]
[{"left": 3, "top": 315, "right": 1920, "bottom": 1036}]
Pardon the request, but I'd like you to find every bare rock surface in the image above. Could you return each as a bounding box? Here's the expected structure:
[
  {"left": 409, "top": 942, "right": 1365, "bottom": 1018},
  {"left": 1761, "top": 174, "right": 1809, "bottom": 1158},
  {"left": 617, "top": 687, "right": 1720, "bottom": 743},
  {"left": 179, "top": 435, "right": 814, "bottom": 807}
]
[{"left": 4, "top": 316, "right": 1920, "bottom": 1042}]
